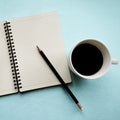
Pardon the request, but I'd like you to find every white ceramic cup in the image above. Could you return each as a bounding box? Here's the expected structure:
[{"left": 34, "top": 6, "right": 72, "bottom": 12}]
[{"left": 68, "top": 39, "right": 118, "bottom": 79}]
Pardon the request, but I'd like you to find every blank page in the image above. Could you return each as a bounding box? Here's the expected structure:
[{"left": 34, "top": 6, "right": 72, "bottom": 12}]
[{"left": 9, "top": 11, "right": 71, "bottom": 92}]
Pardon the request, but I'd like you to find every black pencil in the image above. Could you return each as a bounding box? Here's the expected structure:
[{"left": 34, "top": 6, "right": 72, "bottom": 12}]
[{"left": 36, "top": 46, "right": 83, "bottom": 110}]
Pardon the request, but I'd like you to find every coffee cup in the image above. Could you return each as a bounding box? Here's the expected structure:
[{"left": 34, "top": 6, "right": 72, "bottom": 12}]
[{"left": 68, "top": 39, "right": 118, "bottom": 79}]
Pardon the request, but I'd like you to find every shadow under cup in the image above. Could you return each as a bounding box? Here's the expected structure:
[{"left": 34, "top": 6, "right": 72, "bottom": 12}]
[{"left": 69, "top": 39, "right": 111, "bottom": 79}]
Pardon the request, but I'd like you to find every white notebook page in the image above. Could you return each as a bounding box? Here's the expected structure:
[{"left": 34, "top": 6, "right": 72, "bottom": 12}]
[{"left": 9, "top": 11, "right": 71, "bottom": 92}]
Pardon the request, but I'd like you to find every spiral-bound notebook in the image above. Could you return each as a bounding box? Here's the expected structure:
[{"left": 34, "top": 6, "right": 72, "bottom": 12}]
[{"left": 0, "top": 11, "right": 71, "bottom": 96}]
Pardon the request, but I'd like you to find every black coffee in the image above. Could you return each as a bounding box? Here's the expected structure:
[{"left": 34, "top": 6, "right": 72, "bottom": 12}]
[{"left": 71, "top": 43, "right": 103, "bottom": 76}]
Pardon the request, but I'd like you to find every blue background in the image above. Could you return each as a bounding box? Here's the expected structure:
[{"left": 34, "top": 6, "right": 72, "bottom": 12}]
[{"left": 0, "top": 0, "right": 120, "bottom": 120}]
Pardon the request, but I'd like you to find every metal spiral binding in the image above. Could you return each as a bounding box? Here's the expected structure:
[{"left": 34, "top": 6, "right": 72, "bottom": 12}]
[{"left": 4, "top": 21, "right": 22, "bottom": 92}]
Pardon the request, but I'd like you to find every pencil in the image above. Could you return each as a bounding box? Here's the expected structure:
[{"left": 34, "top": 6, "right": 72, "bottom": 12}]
[{"left": 36, "top": 46, "right": 83, "bottom": 110}]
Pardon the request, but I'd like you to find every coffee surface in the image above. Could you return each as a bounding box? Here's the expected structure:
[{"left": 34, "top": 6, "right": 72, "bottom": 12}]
[{"left": 72, "top": 43, "right": 103, "bottom": 76}]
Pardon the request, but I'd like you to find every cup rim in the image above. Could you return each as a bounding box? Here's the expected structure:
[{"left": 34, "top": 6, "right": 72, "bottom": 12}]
[{"left": 69, "top": 39, "right": 112, "bottom": 79}]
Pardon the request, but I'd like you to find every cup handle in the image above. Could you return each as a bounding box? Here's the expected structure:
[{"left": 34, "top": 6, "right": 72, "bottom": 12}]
[{"left": 111, "top": 59, "right": 118, "bottom": 64}]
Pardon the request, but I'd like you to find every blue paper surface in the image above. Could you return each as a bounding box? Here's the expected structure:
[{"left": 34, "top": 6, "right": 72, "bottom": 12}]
[{"left": 0, "top": 0, "right": 120, "bottom": 120}]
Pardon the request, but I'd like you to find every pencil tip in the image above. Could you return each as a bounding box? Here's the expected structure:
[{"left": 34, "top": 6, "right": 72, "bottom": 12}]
[
  {"left": 77, "top": 103, "right": 83, "bottom": 110},
  {"left": 36, "top": 45, "right": 41, "bottom": 52}
]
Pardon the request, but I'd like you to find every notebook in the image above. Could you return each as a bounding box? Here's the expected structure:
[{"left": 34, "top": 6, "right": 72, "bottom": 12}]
[{"left": 0, "top": 11, "right": 71, "bottom": 96}]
